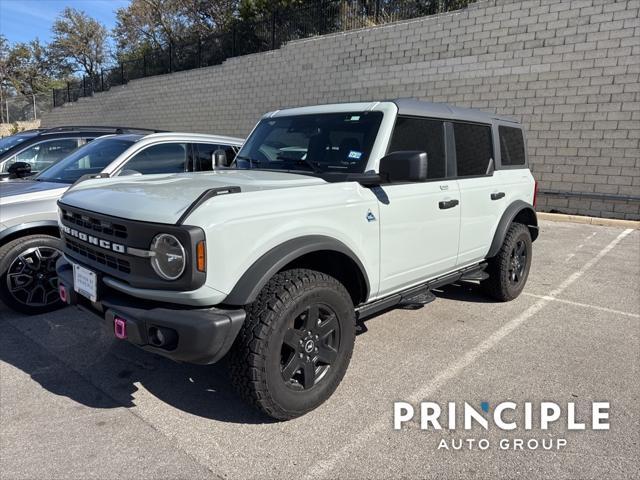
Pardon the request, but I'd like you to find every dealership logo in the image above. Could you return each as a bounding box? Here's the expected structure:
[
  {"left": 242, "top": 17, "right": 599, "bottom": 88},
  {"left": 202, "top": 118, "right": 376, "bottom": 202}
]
[
  {"left": 393, "top": 401, "right": 609, "bottom": 451},
  {"left": 61, "top": 225, "right": 126, "bottom": 254}
]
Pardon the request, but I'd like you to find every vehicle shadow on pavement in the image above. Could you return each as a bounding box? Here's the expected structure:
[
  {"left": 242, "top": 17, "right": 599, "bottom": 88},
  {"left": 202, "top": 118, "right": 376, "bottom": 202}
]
[
  {"left": 2, "top": 283, "right": 495, "bottom": 423},
  {"left": 1, "top": 308, "right": 276, "bottom": 425},
  {"left": 354, "top": 282, "right": 498, "bottom": 336},
  {"left": 432, "top": 282, "right": 499, "bottom": 304}
]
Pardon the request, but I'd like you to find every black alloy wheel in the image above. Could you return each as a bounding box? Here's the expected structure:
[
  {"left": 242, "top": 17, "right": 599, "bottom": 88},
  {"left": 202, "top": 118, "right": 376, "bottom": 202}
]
[
  {"left": 508, "top": 239, "right": 527, "bottom": 285},
  {"left": 280, "top": 303, "right": 340, "bottom": 390},
  {"left": 0, "top": 235, "right": 65, "bottom": 315}
]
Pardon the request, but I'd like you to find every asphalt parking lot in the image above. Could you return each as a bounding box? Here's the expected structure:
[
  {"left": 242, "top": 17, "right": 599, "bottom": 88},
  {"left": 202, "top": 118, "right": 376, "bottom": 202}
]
[{"left": 1, "top": 220, "right": 638, "bottom": 480}]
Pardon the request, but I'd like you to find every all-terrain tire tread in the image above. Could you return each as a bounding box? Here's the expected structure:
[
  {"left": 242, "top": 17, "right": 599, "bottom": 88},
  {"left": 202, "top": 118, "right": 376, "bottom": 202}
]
[
  {"left": 482, "top": 223, "right": 531, "bottom": 302},
  {"left": 228, "top": 268, "right": 354, "bottom": 420}
]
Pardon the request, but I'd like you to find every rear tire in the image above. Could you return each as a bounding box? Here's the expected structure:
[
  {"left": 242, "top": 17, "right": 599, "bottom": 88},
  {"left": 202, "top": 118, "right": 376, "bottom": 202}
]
[
  {"left": 229, "top": 268, "right": 355, "bottom": 420},
  {"left": 0, "top": 235, "right": 64, "bottom": 315},
  {"left": 482, "top": 223, "right": 532, "bottom": 302}
]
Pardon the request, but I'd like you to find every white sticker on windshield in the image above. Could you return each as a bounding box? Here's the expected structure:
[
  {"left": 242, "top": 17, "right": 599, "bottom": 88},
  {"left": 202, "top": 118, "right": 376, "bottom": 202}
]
[
  {"left": 350, "top": 116, "right": 360, "bottom": 121},
  {"left": 348, "top": 151, "right": 362, "bottom": 160}
]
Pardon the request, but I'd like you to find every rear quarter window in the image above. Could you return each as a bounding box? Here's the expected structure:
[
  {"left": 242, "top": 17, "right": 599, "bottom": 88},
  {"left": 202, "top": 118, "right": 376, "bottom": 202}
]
[{"left": 499, "top": 126, "right": 526, "bottom": 166}]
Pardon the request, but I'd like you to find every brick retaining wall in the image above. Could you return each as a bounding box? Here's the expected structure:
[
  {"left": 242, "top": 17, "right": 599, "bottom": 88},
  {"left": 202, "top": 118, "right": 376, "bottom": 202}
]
[{"left": 41, "top": 0, "right": 640, "bottom": 219}]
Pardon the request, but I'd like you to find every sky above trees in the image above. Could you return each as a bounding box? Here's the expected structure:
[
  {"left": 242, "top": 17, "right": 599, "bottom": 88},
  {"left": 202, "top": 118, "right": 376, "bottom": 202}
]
[
  {"left": 0, "top": 0, "right": 129, "bottom": 44},
  {"left": 0, "top": 0, "right": 360, "bottom": 99}
]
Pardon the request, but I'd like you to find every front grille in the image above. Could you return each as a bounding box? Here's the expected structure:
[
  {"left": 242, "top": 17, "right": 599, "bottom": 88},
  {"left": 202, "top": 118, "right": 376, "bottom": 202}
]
[
  {"left": 60, "top": 208, "right": 127, "bottom": 239},
  {"left": 58, "top": 202, "right": 205, "bottom": 291},
  {"left": 65, "top": 237, "right": 131, "bottom": 274}
]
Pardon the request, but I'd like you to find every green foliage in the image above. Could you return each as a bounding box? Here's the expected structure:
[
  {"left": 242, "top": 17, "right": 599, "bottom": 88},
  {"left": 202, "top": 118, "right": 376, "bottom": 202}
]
[
  {"left": 114, "top": 0, "right": 191, "bottom": 56},
  {"left": 9, "top": 122, "right": 24, "bottom": 135},
  {"left": 51, "top": 8, "right": 108, "bottom": 78},
  {"left": 238, "top": 0, "right": 308, "bottom": 20},
  {"left": 4, "top": 39, "right": 60, "bottom": 96}
]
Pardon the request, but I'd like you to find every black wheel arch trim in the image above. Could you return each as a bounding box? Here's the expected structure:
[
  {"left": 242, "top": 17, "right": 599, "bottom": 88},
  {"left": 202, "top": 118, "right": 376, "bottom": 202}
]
[
  {"left": 224, "top": 235, "right": 370, "bottom": 306},
  {"left": 487, "top": 200, "right": 538, "bottom": 258},
  {"left": 0, "top": 220, "right": 60, "bottom": 244}
]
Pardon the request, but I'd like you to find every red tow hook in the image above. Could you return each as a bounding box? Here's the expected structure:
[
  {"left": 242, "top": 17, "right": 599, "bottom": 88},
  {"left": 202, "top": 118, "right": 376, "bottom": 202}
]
[
  {"left": 58, "top": 284, "right": 68, "bottom": 303},
  {"left": 114, "top": 316, "right": 127, "bottom": 340}
]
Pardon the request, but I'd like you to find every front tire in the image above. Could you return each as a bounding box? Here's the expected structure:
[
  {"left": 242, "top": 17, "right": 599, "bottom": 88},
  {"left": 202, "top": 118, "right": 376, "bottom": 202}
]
[
  {"left": 229, "top": 268, "right": 355, "bottom": 420},
  {"left": 0, "top": 235, "right": 64, "bottom": 315},
  {"left": 482, "top": 223, "right": 532, "bottom": 302}
]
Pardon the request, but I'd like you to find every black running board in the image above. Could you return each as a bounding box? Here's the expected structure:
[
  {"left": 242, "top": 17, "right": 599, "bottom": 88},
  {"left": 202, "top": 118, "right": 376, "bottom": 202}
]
[
  {"left": 398, "top": 289, "right": 436, "bottom": 309},
  {"left": 355, "top": 262, "right": 486, "bottom": 320},
  {"left": 460, "top": 262, "right": 489, "bottom": 281}
]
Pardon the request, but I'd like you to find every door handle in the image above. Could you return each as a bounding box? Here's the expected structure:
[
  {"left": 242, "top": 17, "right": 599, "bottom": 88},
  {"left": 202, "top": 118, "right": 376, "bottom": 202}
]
[
  {"left": 438, "top": 199, "right": 459, "bottom": 209},
  {"left": 491, "top": 192, "right": 505, "bottom": 200}
]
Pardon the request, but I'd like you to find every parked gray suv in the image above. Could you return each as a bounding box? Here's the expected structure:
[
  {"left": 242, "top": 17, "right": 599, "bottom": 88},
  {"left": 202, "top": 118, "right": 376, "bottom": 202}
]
[{"left": 0, "top": 132, "right": 243, "bottom": 314}]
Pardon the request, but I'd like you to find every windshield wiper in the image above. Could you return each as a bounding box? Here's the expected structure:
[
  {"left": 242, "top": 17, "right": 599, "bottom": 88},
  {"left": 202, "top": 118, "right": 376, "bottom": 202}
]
[
  {"left": 276, "top": 154, "right": 321, "bottom": 173},
  {"left": 234, "top": 155, "right": 260, "bottom": 169}
]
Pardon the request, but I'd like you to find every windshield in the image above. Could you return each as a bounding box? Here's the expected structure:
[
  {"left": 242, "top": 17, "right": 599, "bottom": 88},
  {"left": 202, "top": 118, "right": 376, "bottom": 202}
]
[
  {"left": 0, "top": 132, "right": 37, "bottom": 154},
  {"left": 36, "top": 136, "right": 135, "bottom": 183},
  {"left": 236, "top": 111, "right": 383, "bottom": 174}
]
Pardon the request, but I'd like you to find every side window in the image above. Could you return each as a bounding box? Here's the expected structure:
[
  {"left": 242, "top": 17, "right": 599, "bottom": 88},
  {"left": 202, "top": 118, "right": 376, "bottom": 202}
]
[
  {"left": 453, "top": 123, "right": 493, "bottom": 177},
  {"left": 194, "top": 143, "right": 237, "bottom": 171},
  {"left": 499, "top": 126, "right": 526, "bottom": 166},
  {"left": 10, "top": 138, "right": 78, "bottom": 171},
  {"left": 122, "top": 143, "right": 187, "bottom": 175},
  {"left": 388, "top": 117, "right": 446, "bottom": 179}
]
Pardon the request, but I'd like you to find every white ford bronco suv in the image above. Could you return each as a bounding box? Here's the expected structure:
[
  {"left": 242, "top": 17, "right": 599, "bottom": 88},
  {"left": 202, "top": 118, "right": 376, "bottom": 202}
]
[{"left": 56, "top": 100, "right": 538, "bottom": 419}]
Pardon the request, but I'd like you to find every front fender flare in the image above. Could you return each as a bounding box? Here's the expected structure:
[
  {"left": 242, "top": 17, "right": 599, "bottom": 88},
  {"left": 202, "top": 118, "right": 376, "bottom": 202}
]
[
  {"left": 487, "top": 201, "right": 538, "bottom": 258},
  {"left": 224, "top": 235, "right": 370, "bottom": 306},
  {"left": 0, "top": 220, "right": 59, "bottom": 244}
]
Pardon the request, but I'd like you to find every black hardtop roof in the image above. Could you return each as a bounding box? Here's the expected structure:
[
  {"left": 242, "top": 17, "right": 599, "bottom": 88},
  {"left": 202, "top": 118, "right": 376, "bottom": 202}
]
[{"left": 392, "top": 99, "right": 520, "bottom": 125}]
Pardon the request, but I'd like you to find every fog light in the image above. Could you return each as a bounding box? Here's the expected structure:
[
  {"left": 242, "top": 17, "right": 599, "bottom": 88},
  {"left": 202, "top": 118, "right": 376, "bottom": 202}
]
[
  {"left": 114, "top": 317, "right": 127, "bottom": 339},
  {"left": 58, "top": 284, "right": 67, "bottom": 303}
]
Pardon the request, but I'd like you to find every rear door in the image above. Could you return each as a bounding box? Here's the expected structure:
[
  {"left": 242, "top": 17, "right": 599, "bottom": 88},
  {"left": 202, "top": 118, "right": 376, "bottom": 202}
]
[
  {"left": 453, "top": 121, "right": 506, "bottom": 265},
  {"left": 377, "top": 116, "right": 460, "bottom": 297}
]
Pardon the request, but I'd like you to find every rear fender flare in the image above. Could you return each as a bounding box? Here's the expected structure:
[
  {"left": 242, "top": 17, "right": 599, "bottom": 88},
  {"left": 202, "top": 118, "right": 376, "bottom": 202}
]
[{"left": 487, "top": 201, "right": 538, "bottom": 258}]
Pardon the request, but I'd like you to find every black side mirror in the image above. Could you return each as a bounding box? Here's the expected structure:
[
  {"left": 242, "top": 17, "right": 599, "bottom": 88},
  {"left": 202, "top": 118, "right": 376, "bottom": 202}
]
[
  {"left": 7, "top": 161, "right": 32, "bottom": 178},
  {"left": 379, "top": 151, "right": 428, "bottom": 183},
  {"left": 212, "top": 149, "right": 228, "bottom": 168}
]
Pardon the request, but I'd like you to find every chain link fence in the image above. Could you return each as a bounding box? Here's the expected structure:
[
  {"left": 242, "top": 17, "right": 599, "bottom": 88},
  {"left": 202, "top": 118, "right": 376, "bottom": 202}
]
[
  {"left": 53, "top": 0, "right": 476, "bottom": 107},
  {"left": 0, "top": 93, "right": 53, "bottom": 124}
]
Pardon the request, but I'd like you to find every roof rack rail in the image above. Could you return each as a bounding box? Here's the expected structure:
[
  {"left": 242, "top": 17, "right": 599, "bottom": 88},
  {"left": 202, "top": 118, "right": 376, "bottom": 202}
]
[{"left": 41, "top": 126, "right": 166, "bottom": 134}]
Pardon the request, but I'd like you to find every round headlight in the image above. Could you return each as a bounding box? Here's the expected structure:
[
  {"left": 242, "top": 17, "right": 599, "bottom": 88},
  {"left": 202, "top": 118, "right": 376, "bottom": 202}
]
[{"left": 150, "top": 234, "right": 186, "bottom": 280}]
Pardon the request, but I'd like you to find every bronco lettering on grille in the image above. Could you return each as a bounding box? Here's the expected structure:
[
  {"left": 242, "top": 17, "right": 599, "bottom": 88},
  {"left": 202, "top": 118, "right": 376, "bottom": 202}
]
[{"left": 61, "top": 225, "right": 127, "bottom": 254}]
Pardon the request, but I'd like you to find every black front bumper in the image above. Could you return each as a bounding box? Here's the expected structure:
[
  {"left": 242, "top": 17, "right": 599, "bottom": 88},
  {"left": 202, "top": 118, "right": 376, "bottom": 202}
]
[{"left": 57, "top": 258, "right": 245, "bottom": 365}]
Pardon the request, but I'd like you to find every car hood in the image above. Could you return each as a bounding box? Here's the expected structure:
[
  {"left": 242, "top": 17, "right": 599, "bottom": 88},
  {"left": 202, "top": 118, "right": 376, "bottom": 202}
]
[
  {"left": 60, "top": 170, "right": 327, "bottom": 224},
  {"left": 0, "top": 179, "right": 69, "bottom": 205}
]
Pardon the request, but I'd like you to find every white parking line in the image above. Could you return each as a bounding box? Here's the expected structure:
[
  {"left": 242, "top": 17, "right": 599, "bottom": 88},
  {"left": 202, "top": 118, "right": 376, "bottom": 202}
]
[
  {"left": 565, "top": 231, "right": 597, "bottom": 262},
  {"left": 523, "top": 293, "right": 640, "bottom": 318},
  {"left": 304, "top": 228, "right": 633, "bottom": 479}
]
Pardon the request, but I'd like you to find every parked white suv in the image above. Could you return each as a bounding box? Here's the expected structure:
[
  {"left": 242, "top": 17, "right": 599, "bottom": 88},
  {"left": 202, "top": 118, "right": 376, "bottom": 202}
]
[
  {"left": 56, "top": 100, "right": 538, "bottom": 419},
  {"left": 0, "top": 132, "right": 242, "bottom": 314}
]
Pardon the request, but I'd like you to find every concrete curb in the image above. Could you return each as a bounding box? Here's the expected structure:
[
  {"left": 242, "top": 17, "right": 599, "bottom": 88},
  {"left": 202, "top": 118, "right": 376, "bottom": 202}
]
[{"left": 538, "top": 212, "right": 640, "bottom": 230}]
